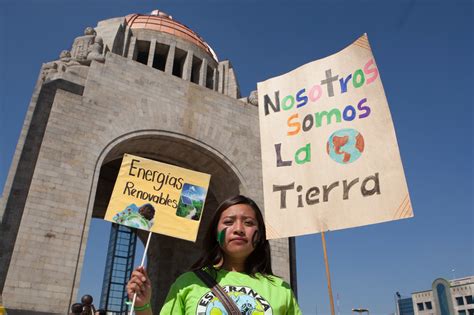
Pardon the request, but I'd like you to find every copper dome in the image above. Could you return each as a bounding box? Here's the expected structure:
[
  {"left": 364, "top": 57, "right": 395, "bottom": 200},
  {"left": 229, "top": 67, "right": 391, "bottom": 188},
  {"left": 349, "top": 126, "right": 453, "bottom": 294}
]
[{"left": 125, "top": 10, "right": 217, "bottom": 61}]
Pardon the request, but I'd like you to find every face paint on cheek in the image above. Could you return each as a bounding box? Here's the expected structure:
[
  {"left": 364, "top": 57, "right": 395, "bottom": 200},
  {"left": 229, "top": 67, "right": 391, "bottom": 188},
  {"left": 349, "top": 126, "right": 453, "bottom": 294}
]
[
  {"left": 251, "top": 230, "right": 260, "bottom": 248},
  {"left": 217, "top": 228, "right": 227, "bottom": 246}
]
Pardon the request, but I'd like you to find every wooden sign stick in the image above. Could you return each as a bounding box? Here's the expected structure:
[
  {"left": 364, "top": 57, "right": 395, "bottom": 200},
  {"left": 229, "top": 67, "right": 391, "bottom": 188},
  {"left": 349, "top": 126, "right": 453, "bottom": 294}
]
[{"left": 321, "top": 230, "right": 336, "bottom": 315}]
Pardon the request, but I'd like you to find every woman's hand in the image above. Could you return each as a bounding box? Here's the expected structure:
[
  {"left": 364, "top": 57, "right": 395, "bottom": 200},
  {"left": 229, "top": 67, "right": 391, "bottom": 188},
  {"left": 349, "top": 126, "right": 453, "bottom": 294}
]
[{"left": 127, "top": 266, "right": 152, "bottom": 307}]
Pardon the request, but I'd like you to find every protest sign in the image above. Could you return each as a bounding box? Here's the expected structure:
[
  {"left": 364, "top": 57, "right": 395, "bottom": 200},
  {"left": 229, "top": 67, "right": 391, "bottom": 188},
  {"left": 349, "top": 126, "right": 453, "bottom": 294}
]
[
  {"left": 258, "top": 34, "right": 412, "bottom": 239},
  {"left": 104, "top": 154, "right": 211, "bottom": 242}
]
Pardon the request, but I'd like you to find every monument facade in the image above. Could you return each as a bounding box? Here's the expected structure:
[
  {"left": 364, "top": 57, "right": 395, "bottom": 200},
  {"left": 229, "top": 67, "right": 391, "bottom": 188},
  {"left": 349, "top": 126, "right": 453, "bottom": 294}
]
[{"left": 0, "top": 10, "right": 296, "bottom": 314}]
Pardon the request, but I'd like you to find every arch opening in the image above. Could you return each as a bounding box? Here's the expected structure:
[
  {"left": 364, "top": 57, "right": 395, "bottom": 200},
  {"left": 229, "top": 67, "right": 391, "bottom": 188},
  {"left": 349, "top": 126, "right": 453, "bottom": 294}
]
[{"left": 85, "top": 132, "right": 243, "bottom": 310}]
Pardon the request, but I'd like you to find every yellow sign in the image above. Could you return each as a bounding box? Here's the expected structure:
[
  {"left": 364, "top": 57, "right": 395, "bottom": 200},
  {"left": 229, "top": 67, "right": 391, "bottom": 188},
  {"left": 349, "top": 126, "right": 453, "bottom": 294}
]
[
  {"left": 258, "top": 34, "right": 412, "bottom": 239},
  {"left": 105, "top": 154, "right": 211, "bottom": 242}
]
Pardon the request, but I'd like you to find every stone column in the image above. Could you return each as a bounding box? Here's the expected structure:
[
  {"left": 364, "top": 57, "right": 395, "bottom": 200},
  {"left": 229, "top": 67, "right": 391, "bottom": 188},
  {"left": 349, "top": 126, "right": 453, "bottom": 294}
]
[
  {"left": 199, "top": 58, "right": 208, "bottom": 87},
  {"left": 127, "top": 36, "right": 137, "bottom": 60},
  {"left": 165, "top": 44, "right": 176, "bottom": 74},
  {"left": 147, "top": 39, "right": 157, "bottom": 67},
  {"left": 217, "top": 61, "right": 228, "bottom": 94},
  {"left": 182, "top": 51, "right": 193, "bottom": 81},
  {"left": 213, "top": 68, "right": 218, "bottom": 91}
]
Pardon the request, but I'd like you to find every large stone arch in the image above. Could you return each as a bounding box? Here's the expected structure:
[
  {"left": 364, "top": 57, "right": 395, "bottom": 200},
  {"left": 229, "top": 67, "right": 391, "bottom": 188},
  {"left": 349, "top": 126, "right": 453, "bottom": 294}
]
[
  {"left": 86, "top": 130, "right": 246, "bottom": 308},
  {"left": 1, "top": 12, "right": 294, "bottom": 311}
]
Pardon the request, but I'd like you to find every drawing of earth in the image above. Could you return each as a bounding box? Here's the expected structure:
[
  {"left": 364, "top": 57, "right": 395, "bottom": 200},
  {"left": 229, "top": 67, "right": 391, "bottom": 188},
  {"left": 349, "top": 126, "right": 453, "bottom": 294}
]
[
  {"left": 117, "top": 212, "right": 151, "bottom": 230},
  {"left": 326, "top": 128, "right": 365, "bottom": 164},
  {"left": 112, "top": 203, "right": 154, "bottom": 231}
]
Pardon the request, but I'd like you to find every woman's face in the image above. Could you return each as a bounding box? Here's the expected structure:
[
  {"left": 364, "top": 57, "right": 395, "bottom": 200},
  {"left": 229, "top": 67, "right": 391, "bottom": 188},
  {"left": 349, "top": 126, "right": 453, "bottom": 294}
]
[{"left": 217, "top": 203, "right": 259, "bottom": 261}]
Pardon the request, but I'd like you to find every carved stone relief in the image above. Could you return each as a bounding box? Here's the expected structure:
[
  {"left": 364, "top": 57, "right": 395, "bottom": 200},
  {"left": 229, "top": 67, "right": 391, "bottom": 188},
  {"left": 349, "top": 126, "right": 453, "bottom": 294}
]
[
  {"left": 41, "top": 27, "right": 105, "bottom": 82},
  {"left": 248, "top": 90, "right": 258, "bottom": 106}
]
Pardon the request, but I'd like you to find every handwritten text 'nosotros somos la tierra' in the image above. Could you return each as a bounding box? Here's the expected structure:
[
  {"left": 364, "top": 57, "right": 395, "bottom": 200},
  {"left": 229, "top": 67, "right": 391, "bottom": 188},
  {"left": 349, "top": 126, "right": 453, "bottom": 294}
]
[
  {"left": 262, "top": 59, "right": 381, "bottom": 209},
  {"left": 122, "top": 158, "right": 184, "bottom": 209}
]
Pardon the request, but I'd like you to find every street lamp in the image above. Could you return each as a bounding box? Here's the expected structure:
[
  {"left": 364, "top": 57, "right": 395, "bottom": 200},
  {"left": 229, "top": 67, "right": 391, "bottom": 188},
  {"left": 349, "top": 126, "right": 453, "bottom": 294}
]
[{"left": 352, "top": 308, "right": 369, "bottom": 315}]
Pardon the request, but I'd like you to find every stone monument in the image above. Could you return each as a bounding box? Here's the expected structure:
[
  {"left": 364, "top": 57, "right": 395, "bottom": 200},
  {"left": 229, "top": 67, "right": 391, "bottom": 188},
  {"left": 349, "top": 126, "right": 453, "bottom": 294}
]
[{"left": 0, "top": 10, "right": 296, "bottom": 314}]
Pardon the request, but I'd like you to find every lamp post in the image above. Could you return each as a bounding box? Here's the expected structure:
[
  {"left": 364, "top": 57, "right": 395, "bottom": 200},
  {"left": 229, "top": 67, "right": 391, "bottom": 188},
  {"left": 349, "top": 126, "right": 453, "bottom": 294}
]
[
  {"left": 352, "top": 308, "right": 369, "bottom": 315},
  {"left": 395, "top": 292, "right": 401, "bottom": 315}
]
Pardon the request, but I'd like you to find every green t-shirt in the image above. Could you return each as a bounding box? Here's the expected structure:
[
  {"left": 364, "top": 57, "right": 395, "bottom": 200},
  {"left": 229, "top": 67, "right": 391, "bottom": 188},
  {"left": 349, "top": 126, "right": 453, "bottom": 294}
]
[{"left": 160, "top": 268, "right": 302, "bottom": 315}]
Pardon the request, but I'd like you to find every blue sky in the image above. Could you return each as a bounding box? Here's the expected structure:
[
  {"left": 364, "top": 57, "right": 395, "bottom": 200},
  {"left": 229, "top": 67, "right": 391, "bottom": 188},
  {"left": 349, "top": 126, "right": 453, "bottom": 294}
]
[{"left": 1, "top": 1, "right": 472, "bottom": 314}]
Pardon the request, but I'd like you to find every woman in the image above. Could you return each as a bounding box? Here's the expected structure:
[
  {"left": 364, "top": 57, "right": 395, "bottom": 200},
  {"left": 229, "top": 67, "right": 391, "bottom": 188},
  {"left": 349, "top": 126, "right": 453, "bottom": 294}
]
[{"left": 127, "top": 195, "right": 302, "bottom": 314}]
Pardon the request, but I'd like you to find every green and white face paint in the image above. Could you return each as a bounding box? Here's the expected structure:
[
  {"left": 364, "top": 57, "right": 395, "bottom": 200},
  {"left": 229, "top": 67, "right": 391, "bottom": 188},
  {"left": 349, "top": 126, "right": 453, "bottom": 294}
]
[
  {"left": 217, "top": 228, "right": 227, "bottom": 246},
  {"left": 251, "top": 230, "right": 260, "bottom": 248},
  {"left": 217, "top": 227, "right": 260, "bottom": 249}
]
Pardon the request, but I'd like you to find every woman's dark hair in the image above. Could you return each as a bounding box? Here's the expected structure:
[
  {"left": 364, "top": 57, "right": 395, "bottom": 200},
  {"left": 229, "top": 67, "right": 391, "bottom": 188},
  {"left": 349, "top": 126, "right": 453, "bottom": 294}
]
[{"left": 191, "top": 195, "right": 273, "bottom": 277}]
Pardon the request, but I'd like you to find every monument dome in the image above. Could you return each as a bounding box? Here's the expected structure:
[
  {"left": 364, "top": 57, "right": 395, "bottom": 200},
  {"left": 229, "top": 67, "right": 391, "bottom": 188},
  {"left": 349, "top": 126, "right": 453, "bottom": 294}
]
[
  {"left": 125, "top": 10, "right": 218, "bottom": 61},
  {"left": 89, "top": 9, "right": 233, "bottom": 93}
]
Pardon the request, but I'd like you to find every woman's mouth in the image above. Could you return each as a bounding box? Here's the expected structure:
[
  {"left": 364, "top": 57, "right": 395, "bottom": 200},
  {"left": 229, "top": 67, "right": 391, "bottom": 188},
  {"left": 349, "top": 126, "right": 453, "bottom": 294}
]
[{"left": 230, "top": 237, "right": 247, "bottom": 243}]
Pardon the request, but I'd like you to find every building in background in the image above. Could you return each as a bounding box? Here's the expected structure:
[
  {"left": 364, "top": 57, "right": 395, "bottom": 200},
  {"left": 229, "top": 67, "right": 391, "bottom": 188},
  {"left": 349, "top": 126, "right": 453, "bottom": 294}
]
[
  {"left": 0, "top": 9, "right": 296, "bottom": 314},
  {"left": 411, "top": 276, "right": 473, "bottom": 315},
  {"left": 100, "top": 224, "right": 137, "bottom": 313},
  {"left": 396, "top": 292, "right": 415, "bottom": 315}
]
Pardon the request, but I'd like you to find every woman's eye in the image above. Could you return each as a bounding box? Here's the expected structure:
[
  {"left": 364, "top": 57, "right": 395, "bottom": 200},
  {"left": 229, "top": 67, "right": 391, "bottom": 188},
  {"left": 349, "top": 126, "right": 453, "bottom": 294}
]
[
  {"left": 223, "top": 220, "right": 233, "bottom": 225},
  {"left": 245, "top": 221, "right": 256, "bottom": 226}
]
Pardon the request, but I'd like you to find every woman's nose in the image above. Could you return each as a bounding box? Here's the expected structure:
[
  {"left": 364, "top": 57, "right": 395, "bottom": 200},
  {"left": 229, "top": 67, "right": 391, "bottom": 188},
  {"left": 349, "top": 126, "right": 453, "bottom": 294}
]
[{"left": 233, "top": 221, "right": 245, "bottom": 234}]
